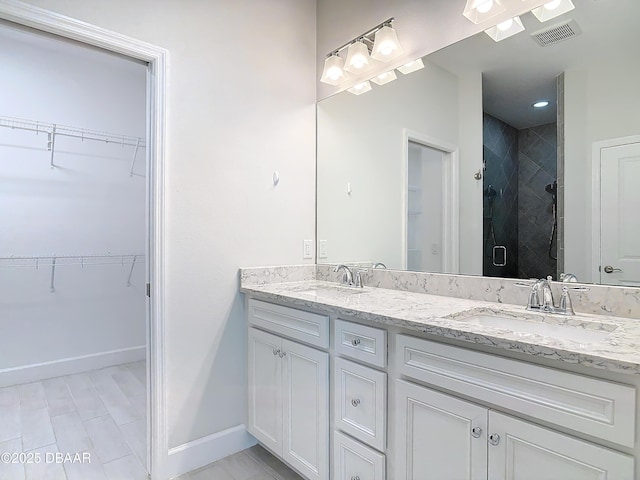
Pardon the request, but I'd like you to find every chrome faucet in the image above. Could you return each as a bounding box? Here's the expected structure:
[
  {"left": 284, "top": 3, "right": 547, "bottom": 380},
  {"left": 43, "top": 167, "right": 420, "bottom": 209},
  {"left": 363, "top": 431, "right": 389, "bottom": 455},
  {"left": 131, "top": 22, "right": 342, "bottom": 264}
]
[
  {"left": 516, "top": 275, "right": 589, "bottom": 315},
  {"left": 334, "top": 264, "right": 354, "bottom": 286}
]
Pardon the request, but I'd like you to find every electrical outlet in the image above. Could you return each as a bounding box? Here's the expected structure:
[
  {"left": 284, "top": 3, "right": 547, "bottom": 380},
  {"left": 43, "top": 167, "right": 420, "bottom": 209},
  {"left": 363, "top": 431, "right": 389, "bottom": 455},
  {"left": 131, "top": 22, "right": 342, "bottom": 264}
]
[
  {"left": 318, "top": 240, "right": 328, "bottom": 259},
  {"left": 303, "top": 240, "right": 313, "bottom": 259}
]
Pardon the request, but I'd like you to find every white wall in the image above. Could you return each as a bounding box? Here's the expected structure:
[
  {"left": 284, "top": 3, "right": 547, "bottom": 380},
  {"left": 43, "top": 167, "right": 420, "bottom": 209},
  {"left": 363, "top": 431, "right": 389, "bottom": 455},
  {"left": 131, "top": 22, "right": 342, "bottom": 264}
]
[
  {"left": 564, "top": 63, "right": 640, "bottom": 281},
  {"left": 316, "top": 0, "right": 551, "bottom": 100},
  {"left": 317, "top": 60, "right": 458, "bottom": 268},
  {"left": 14, "top": 0, "right": 318, "bottom": 454},
  {"left": 0, "top": 25, "right": 146, "bottom": 373}
]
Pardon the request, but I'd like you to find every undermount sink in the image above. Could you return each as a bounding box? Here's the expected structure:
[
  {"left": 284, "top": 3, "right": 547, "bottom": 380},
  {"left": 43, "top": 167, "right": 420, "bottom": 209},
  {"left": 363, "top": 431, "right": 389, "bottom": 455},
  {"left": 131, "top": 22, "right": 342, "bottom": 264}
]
[
  {"left": 294, "top": 283, "right": 365, "bottom": 297},
  {"left": 453, "top": 312, "right": 616, "bottom": 344}
]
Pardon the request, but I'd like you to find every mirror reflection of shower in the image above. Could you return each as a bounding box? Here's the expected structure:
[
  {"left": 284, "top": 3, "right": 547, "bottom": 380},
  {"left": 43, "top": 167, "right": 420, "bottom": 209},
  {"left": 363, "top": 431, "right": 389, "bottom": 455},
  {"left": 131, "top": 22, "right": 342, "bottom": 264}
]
[{"left": 482, "top": 101, "right": 559, "bottom": 280}]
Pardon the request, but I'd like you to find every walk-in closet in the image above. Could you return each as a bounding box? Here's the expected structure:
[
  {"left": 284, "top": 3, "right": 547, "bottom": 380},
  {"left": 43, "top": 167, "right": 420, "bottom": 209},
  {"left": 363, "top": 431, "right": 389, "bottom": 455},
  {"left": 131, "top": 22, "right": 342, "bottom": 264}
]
[{"left": 0, "top": 21, "right": 148, "bottom": 480}]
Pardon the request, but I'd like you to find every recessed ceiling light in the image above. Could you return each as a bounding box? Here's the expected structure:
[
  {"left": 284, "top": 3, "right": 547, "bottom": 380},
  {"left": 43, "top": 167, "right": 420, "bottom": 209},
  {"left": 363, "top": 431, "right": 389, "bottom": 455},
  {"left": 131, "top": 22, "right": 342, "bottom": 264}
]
[{"left": 532, "top": 100, "right": 550, "bottom": 108}]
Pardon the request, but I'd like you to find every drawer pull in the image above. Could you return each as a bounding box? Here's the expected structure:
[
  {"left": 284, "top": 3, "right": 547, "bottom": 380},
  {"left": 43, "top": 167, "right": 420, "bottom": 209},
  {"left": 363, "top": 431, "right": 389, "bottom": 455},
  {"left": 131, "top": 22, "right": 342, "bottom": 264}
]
[
  {"left": 351, "top": 338, "right": 361, "bottom": 346},
  {"left": 471, "top": 426, "right": 482, "bottom": 438},
  {"left": 488, "top": 433, "right": 500, "bottom": 446},
  {"left": 351, "top": 398, "right": 361, "bottom": 407}
]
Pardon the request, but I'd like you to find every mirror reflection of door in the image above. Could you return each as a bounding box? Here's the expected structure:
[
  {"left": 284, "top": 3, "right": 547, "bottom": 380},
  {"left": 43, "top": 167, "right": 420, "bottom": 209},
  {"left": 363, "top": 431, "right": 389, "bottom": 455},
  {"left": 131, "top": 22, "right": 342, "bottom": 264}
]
[
  {"left": 407, "top": 142, "right": 445, "bottom": 272},
  {"left": 599, "top": 140, "right": 640, "bottom": 286}
]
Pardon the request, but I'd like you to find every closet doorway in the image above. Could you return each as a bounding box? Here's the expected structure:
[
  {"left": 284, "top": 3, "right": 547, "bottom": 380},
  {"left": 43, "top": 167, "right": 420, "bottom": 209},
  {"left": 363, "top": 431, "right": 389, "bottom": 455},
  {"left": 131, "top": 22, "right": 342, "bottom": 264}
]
[{"left": 0, "top": 9, "right": 166, "bottom": 479}]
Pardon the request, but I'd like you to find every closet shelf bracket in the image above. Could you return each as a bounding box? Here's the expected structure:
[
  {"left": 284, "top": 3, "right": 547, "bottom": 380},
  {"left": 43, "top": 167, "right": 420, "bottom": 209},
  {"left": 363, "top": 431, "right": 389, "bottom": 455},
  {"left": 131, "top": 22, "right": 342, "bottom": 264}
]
[
  {"left": 47, "top": 124, "right": 57, "bottom": 168},
  {"left": 50, "top": 255, "right": 57, "bottom": 293},
  {"left": 129, "top": 138, "right": 141, "bottom": 177}
]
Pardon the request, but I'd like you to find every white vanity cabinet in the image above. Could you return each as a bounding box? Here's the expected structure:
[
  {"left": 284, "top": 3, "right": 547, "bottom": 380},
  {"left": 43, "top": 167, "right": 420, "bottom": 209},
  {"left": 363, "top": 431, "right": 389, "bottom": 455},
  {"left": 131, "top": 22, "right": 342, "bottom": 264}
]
[
  {"left": 247, "top": 300, "right": 329, "bottom": 480},
  {"left": 396, "top": 380, "right": 634, "bottom": 479},
  {"left": 395, "top": 335, "right": 636, "bottom": 480}
]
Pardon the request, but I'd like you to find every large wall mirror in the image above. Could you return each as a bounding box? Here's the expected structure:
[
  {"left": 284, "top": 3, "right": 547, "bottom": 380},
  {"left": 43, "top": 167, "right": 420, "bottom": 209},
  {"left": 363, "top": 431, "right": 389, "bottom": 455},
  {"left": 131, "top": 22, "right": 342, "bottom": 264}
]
[{"left": 317, "top": 0, "right": 640, "bottom": 287}]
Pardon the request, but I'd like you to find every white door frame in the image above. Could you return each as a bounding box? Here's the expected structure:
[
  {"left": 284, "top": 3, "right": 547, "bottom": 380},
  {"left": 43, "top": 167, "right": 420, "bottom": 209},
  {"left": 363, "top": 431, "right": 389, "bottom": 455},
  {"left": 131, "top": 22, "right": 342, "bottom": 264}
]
[
  {"left": 0, "top": 1, "right": 168, "bottom": 478},
  {"left": 590, "top": 134, "right": 640, "bottom": 284},
  {"left": 401, "top": 129, "right": 459, "bottom": 273}
]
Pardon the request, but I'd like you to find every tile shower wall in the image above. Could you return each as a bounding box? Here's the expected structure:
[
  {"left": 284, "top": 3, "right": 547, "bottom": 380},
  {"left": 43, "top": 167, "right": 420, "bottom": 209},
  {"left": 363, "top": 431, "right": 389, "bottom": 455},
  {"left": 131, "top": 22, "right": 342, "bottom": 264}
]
[
  {"left": 482, "top": 113, "right": 519, "bottom": 278},
  {"left": 518, "top": 123, "right": 558, "bottom": 279}
]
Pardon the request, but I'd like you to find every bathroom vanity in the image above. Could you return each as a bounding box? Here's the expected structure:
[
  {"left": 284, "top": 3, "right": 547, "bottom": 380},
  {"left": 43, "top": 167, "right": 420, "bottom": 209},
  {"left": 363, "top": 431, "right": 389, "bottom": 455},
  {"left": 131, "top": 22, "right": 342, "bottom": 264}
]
[{"left": 241, "top": 266, "right": 640, "bottom": 480}]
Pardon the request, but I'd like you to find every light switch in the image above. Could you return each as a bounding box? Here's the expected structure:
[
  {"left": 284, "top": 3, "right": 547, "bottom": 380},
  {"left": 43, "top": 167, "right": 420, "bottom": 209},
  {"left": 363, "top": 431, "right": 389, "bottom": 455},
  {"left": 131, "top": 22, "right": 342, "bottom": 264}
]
[
  {"left": 318, "top": 240, "right": 328, "bottom": 259},
  {"left": 303, "top": 240, "right": 313, "bottom": 259}
]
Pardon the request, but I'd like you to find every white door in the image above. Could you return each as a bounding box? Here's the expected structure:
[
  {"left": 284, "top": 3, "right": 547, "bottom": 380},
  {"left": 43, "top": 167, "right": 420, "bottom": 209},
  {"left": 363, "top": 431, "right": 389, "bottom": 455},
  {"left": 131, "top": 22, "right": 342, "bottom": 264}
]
[
  {"left": 395, "top": 380, "right": 488, "bottom": 480},
  {"left": 247, "top": 328, "right": 282, "bottom": 454},
  {"left": 281, "top": 338, "right": 329, "bottom": 480},
  {"left": 600, "top": 141, "right": 640, "bottom": 286},
  {"left": 488, "top": 411, "right": 634, "bottom": 480}
]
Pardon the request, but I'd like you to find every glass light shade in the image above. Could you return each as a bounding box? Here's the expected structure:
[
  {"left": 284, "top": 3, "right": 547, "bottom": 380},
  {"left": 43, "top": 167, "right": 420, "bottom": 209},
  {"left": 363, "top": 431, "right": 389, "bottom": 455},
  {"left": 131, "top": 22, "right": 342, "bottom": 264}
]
[
  {"left": 397, "top": 58, "right": 425, "bottom": 75},
  {"left": 371, "top": 25, "right": 403, "bottom": 62},
  {"left": 530, "top": 0, "right": 575, "bottom": 22},
  {"left": 463, "top": 0, "right": 506, "bottom": 24},
  {"left": 344, "top": 41, "right": 373, "bottom": 74},
  {"left": 320, "top": 55, "right": 348, "bottom": 85},
  {"left": 347, "top": 81, "right": 372, "bottom": 96},
  {"left": 371, "top": 70, "right": 397, "bottom": 86},
  {"left": 484, "top": 16, "right": 525, "bottom": 42}
]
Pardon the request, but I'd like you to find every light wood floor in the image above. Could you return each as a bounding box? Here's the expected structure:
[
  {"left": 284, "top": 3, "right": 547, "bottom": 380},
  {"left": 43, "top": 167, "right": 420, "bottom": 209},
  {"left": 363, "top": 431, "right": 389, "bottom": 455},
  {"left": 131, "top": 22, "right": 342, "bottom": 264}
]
[
  {"left": 0, "top": 362, "right": 147, "bottom": 480},
  {"left": 1, "top": 364, "right": 302, "bottom": 480}
]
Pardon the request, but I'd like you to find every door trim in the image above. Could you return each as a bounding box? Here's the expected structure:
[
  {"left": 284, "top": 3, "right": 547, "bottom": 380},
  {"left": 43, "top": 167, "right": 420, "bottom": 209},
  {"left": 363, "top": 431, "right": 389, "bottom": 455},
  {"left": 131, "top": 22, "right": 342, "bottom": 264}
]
[
  {"left": 402, "top": 129, "right": 459, "bottom": 273},
  {"left": 590, "top": 134, "right": 640, "bottom": 284},
  {"left": 0, "top": 1, "right": 168, "bottom": 478}
]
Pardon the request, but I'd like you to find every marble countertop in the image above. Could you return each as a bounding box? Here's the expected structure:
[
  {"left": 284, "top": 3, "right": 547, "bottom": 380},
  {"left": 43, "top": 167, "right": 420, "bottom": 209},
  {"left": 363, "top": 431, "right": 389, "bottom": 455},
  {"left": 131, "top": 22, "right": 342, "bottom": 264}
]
[{"left": 241, "top": 280, "right": 640, "bottom": 375}]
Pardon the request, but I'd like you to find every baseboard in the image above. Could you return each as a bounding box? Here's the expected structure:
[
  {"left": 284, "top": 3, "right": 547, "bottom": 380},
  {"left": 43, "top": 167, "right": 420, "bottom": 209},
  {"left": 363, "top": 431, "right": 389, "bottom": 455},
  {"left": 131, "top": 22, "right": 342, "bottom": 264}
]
[
  {"left": 167, "top": 424, "right": 257, "bottom": 478},
  {"left": 0, "top": 345, "right": 146, "bottom": 387}
]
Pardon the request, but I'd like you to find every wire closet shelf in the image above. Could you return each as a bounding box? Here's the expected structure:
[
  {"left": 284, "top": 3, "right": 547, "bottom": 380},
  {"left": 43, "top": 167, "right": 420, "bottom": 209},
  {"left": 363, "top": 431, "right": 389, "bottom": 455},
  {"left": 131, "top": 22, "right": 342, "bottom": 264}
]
[
  {"left": 0, "top": 254, "right": 145, "bottom": 292},
  {"left": 0, "top": 115, "right": 146, "bottom": 173}
]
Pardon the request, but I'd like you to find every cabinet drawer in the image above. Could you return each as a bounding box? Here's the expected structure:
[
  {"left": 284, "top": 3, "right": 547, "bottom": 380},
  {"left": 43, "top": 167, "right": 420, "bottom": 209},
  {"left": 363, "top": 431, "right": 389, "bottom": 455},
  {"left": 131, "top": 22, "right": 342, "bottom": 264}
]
[
  {"left": 334, "top": 431, "right": 385, "bottom": 480},
  {"left": 334, "top": 357, "right": 387, "bottom": 451},
  {"left": 335, "top": 319, "right": 387, "bottom": 368},
  {"left": 396, "top": 334, "right": 636, "bottom": 448},
  {"left": 248, "top": 298, "right": 329, "bottom": 348}
]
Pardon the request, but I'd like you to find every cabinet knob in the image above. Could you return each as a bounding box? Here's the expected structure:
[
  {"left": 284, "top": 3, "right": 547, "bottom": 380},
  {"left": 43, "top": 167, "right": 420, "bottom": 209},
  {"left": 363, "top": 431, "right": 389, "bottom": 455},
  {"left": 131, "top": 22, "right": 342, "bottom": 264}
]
[
  {"left": 351, "top": 398, "right": 361, "bottom": 407},
  {"left": 351, "top": 476, "right": 360, "bottom": 480},
  {"left": 488, "top": 433, "right": 500, "bottom": 446},
  {"left": 278, "top": 351, "right": 286, "bottom": 358},
  {"left": 272, "top": 349, "right": 279, "bottom": 356},
  {"left": 471, "top": 426, "right": 482, "bottom": 438},
  {"left": 351, "top": 338, "right": 361, "bottom": 346}
]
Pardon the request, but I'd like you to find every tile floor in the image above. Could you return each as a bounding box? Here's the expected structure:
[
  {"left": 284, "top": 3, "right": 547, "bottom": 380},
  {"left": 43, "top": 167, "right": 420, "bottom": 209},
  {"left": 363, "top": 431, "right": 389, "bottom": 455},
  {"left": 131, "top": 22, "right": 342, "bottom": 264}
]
[
  {"left": 0, "top": 363, "right": 301, "bottom": 480},
  {"left": 0, "top": 362, "right": 147, "bottom": 480},
  {"left": 174, "top": 445, "right": 303, "bottom": 480}
]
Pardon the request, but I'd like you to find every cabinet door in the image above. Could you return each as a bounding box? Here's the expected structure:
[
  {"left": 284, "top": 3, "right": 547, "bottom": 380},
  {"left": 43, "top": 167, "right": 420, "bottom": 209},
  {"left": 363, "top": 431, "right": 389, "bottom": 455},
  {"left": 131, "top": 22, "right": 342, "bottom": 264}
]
[
  {"left": 395, "top": 380, "right": 488, "bottom": 480},
  {"left": 488, "top": 411, "right": 634, "bottom": 480},
  {"left": 282, "top": 338, "right": 329, "bottom": 480},
  {"left": 247, "top": 328, "right": 282, "bottom": 455},
  {"left": 334, "top": 430, "right": 385, "bottom": 480}
]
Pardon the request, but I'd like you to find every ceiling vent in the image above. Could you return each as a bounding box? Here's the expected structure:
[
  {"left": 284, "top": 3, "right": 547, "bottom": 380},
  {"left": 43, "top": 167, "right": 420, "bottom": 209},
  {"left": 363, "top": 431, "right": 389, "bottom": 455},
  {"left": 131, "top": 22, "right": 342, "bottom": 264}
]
[{"left": 531, "top": 19, "right": 582, "bottom": 46}]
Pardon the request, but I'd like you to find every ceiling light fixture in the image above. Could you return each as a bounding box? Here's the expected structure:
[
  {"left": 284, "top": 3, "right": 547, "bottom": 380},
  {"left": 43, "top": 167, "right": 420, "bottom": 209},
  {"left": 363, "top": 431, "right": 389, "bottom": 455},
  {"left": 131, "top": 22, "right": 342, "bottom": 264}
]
[
  {"left": 532, "top": 100, "right": 550, "bottom": 108},
  {"left": 397, "top": 58, "right": 425, "bottom": 75},
  {"left": 484, "top": 16, "right": 525, "bottom": 42},
  {"left": 463, "top": 0, "right": 506, "bottom": 24},
  {"left": 320, "top": 18, "right": 402, "bottom": 85},
  {"left": 371, "top": 70, "right": 397, "bottom": 86},
  {"left": 530, "top": 0, "right": 575, "bottom": 22},
  {"left": 347, "top": 81, "right": 373, "bottom": 96}
]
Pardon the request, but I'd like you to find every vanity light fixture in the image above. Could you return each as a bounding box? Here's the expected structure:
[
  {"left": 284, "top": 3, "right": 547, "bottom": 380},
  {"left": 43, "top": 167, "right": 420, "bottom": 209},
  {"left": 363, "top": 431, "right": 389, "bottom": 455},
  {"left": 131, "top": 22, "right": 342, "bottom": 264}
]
[
  {"left": 371, "top": 24, "right": 403, "bottom": 61},
  {"left": 371, "top": 70, "right": 397, "bottom": 86},
  {"left": 344, "top": 39, "right": 374, "bottom": 73},
  {"left": 532, "top": 100, "right": 550, "bottom": 108},
  {"left": 320, "top": 18, "right": 402, "bottom": 85},
  {"left": 320, "top": 54, "right": 348, "bottom": 85},
  {"left": 463, "top": 0, "right": 506, "bottom": 24},
  {"left": 397, "top": 58, "right": 425, "bottom": 75},
  {"left": 530, "top": 0, "right": 575, "bottom": 23},
  {"left": 484, "top": 16, "right": 525, "bottom": 42},
  {"left": 347, "top": 81, "right": 372, "bottom": 96}
]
